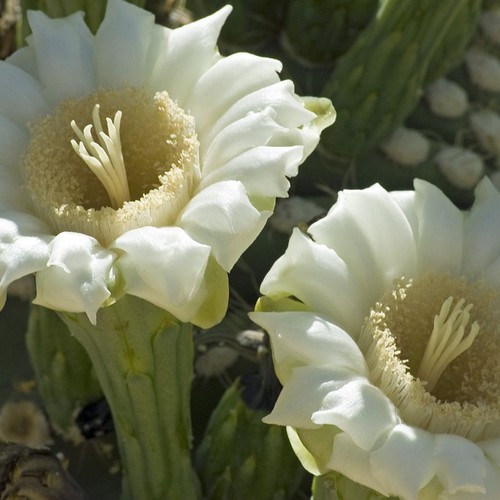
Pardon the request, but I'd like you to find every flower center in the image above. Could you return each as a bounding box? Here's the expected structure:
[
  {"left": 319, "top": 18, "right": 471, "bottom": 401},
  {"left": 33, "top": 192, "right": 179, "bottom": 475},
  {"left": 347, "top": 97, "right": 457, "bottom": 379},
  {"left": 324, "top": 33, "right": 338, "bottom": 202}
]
[
  {"left": 22, "top": 87, "right": 200, "bottom": 245},
  {"left": 358, "top": 272, "right": 500, "bottom": 440}
]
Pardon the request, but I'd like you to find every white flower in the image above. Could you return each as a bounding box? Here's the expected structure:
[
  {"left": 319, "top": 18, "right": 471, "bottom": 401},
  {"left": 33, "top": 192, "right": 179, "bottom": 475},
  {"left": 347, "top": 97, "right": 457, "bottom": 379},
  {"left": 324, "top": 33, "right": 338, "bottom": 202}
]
[
  {"left": 0, "top": 0, "right": 334, "bottom": 326},
  {"left": 251, "top": 179, "right": 500, "bottom": 499}
]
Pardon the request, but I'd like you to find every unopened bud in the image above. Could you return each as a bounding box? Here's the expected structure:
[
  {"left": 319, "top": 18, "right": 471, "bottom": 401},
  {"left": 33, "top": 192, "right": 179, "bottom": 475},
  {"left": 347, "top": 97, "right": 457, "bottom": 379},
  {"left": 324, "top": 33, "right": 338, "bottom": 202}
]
[{"left": 470, "top": 110, "right": 500, "bottom": 164}]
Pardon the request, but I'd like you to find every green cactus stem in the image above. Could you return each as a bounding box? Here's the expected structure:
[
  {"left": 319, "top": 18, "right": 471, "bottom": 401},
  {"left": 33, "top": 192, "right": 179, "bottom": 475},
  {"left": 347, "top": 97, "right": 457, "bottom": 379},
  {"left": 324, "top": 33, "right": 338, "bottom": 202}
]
[{"left": 320, "top": 0, "right": 481, "bottom": 161}]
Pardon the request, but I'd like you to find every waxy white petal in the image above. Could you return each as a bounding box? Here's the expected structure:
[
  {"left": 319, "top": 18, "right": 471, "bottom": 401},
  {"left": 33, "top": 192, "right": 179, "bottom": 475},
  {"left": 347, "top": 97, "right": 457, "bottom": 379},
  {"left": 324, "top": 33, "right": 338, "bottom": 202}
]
[
  {"left": 260, "top": 229, "right": 369, "bottom": 334},
  {"left": 0, "top": 116, "right": 29, "bottom": 169},
  {"left": 33, "top": 232, "right": 114, "bottom": 324},
  {"left": 413, "top": 179, "right": 464, "bottom": 275},
  {"left": 113, "top": 226, "right": 211, "bottom": 322},
  {"left": 27, "top": 11, "right": 94, "bottom": 103},
  {"left": 0, "top": 62, "right": 49, "bottom": 127},
  {"left": 149, "top": 6, "right": 231, "bottom": 104},
  {"left": 94, "top": 0, "right": 155, "bottom": 88},
  {"left": 179, "top": 180, "right": 268, "bottom": 271},
  {"left": 309, "top": 184, "right": 417, "bottom": 305},
  {"left": 189, "top": 52, "right": 281, "bottom": 133}
]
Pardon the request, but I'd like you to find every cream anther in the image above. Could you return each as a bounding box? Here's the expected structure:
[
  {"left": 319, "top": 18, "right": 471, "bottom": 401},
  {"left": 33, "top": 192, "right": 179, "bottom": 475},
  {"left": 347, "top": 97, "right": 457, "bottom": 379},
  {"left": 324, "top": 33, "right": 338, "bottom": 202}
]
[{"left": 70, "top": 104, "right": 131, "bottom": 209}]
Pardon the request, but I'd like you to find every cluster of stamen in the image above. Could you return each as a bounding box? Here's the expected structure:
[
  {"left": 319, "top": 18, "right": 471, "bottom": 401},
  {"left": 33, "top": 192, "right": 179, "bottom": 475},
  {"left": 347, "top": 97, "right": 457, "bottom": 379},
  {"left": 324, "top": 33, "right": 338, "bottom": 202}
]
[
  {"left": 417, "top": 297, "right": 480, "bottom": 392},
  {"left": 358, "top": 273, "right": 500, "bottom": 441},
  {"left": 70, "top": 104, "right": 130, "bottom": 209}
]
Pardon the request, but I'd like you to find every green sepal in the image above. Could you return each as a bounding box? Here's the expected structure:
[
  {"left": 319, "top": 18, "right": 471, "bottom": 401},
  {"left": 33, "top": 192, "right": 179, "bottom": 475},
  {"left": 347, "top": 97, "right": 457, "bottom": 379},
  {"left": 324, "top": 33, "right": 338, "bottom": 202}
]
[
  {"left": 191, "top": 257, "right": 229, "bottom": 329},
  {"left": 25, "top": 304, "right": 102, "bottom": 442},
  {"left": 255, "top": 295, "right": 311, "bottom": 313},
  {"left": 312, "top": 472, "right": 397, "bottom": 500}
]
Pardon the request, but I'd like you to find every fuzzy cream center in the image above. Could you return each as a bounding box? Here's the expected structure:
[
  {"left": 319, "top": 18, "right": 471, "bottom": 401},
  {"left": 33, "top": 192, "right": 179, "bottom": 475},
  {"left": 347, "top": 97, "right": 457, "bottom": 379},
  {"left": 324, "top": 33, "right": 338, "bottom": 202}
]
[
  {"left": 358, "top": 272, "right": 500, "bottom": 440},
  {"left": 22, "top": 87, "right": 200, "bottom": 246}
]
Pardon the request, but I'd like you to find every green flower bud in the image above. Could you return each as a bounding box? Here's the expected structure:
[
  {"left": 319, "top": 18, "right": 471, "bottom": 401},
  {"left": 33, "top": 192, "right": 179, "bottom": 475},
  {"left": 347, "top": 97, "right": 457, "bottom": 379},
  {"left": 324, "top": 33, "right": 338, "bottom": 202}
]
[
  {"left": 25, "top": 305, "right": 103, "bottom": 443},
  {"left": 195, "top": 381, "right": 304, "bottom": 500}
]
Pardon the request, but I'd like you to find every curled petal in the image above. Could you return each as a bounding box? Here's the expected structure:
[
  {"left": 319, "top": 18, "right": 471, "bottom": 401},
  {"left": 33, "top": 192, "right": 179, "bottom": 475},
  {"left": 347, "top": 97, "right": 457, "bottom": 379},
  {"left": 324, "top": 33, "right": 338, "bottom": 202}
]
[
  {"left": 178, "top": 180, "right": 269, "bottom": 271},
  {"left": 249, "top": 311, "right": 368, "bottom": 381},
  {"left": 205, "top": 81, "right": 316, "bottom": 147},
  {"left": 27, "top": 10, "right": 94, "bottom": 103},
  {"left": 200, "top": 145, "right": 303, "bottom": 198},
  {"left": 189, "top": 52, "right": 281, "bottom": 133},
  {"left": 260, "top": 229, "right": 369, "bottom": 334},
  {"left": 0, "top": 213, "right": 51, "bottom": 306},
  {"left": 369, "top": 425, "right": 437, "bottom": 500},
  {"left": 113, "top": 226, "right": 211, "bottom": 323},
  {"left": 33, "top": 232, "right": 114, "bottom": 324},
  {"left": 309, "top": 184, "right": 417, "bottom": 304}
]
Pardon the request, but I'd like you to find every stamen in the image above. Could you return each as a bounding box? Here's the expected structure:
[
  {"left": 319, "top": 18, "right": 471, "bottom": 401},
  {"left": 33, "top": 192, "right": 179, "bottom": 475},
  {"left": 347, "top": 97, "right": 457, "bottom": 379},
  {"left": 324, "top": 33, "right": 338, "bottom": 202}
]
[
  {"left": 70, "top": 104, "right": 131, "bottom": 209},
  {"left": 418, "top": 297, "right": 480, "bottom": 392}
]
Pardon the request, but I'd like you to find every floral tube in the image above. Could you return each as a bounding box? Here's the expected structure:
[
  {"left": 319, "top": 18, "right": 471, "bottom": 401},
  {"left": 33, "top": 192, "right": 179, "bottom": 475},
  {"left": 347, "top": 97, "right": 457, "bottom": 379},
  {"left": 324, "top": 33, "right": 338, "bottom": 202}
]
[{"left": 252, "top": 179, "right": 500, "bottom": 499}]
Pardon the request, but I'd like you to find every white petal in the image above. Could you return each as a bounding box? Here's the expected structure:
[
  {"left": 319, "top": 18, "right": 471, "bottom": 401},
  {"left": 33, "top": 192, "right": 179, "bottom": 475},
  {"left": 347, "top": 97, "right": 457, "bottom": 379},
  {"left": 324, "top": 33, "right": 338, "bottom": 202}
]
[
  {"left": 311, "top": 379, "right": 399, "bottom": 450},
  {"left": 27, "top": 10, "right": 94, "bottom": 103},
  {"left": 262, "top": 366, "right": 360, "bottom": 429},
  {"left": 249, "top": 311, "right": 368, "bottom": 381},
  {"left": 433, "top": 434, "right": 486, "bottom": 495},
  {"left": 188, "top": 52, "right": 281, "bottom": 133},
  {"left": 0, "top": 61, "right": 50, "bottom": 126},
  {"left": 204, "top": 81, "right": 316, "bottom": 147},
  {"left": 0, "top": 163, "right": 32, "bottom": 212},
  {"left": 201, "top": 108, "right": 288, "bottom": 171},
  {"left": 463, "top": 178, "right": 500, "bottom": 278},
  {"left": 33, "top": 232, "right": 114, "bottom": 324},
  {"left": 329, "top": 433, "right": 390, "bottom": 496},
  {"left": 200, "top": 145, "right": 303, "bottom": 197},
  {"left": 178, "top": 180, "right": 269, "bottom": 271},
  {"left": 0, "top": 212, "right": 51, "bottom": 306},
  {"left": 94, "top": 0, "right": 155, "bottom": 88},
  {"left": 413, "top": 179, "right": 464, "bottom": 275},
  {"left": 149, "top": 6, "right": 231, "bottom": 104},
  {"left": 309, "top": 184, "right": 417, "bottom": 304},
  {"left": 113, "top": 226, "right": 211, "bottom": 322},
  {"left": 0, "top": 116, "right": 29, "bottom": 169},
  {"left": 6, "top": 46, "right": 38, "bottom": 79},
  {"left": 369, "top": 424, "right": 437, "bottom": 500},
  {"left": 260, "top": 228, "right": 370, "bottom": 334}
]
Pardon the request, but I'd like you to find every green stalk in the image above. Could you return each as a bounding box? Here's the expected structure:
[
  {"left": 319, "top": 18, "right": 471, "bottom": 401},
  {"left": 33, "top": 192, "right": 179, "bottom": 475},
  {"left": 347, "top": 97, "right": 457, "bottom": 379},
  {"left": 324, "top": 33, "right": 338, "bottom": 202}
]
[{"left": 58, "top": 295, "right": 200, "bottom": 500}]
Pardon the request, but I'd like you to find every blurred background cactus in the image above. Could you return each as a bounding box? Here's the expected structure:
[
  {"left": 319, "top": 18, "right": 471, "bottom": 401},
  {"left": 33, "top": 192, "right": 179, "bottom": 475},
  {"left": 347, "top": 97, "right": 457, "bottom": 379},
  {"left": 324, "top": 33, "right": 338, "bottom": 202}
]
[{"left": 4, "top": 0, "right": 500, "bottom": 497}]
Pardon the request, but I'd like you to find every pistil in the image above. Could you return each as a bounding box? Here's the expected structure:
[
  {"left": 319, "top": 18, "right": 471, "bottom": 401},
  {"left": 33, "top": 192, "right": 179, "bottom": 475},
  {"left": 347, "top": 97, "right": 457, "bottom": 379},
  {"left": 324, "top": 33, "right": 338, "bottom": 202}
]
[
  {"left": 417, "top": 297, "right": 480, "bottom": 392},
  {"left": 70, "top": 104, "right": 131, "bottom": 209}
]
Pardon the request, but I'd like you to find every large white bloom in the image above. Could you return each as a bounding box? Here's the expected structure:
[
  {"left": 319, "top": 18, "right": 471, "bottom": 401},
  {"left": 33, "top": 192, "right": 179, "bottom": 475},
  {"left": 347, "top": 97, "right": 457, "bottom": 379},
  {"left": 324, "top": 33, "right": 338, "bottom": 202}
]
[
  {"left": 251, "top": 179, "right": 500, "bottom": 499},
  {"left": 0, "top": 0, "right": 333, "bottom": 326}
]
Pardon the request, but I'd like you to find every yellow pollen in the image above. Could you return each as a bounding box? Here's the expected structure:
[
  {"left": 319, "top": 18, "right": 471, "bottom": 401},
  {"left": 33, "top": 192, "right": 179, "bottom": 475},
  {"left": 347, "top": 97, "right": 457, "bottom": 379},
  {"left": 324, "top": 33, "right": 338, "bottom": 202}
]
[
  {"left": 417, "top": 297, "right": 480, "bottom": 392},
  {"left": 70, "top": 104, "right": 131, "bottom": 209}
]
